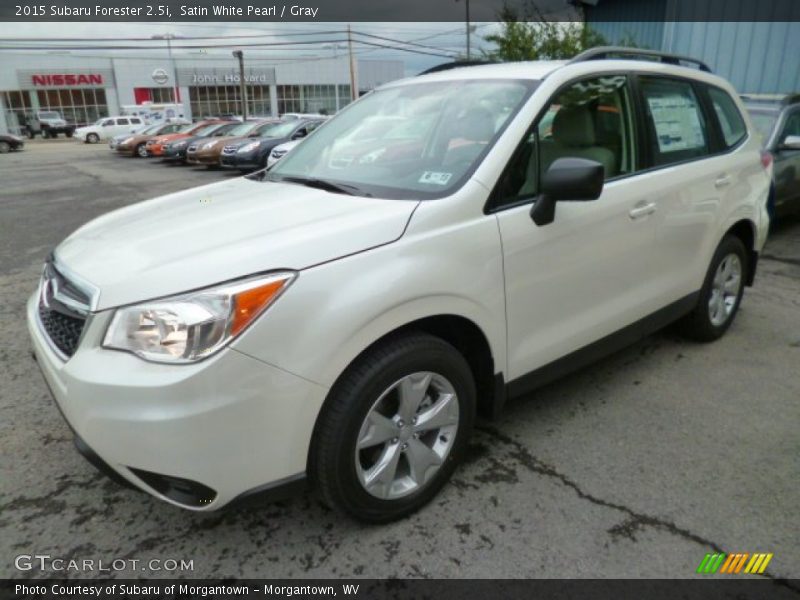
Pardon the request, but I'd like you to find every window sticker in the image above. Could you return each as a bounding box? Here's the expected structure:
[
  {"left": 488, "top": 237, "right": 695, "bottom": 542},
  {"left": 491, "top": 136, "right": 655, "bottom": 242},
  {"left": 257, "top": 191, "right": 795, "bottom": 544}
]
[
  {"left": 418, "top": 171, "right": 453, "bottom": 186},
  {"left": 646, "top": 93, "right": 705, "bottom": 153}
]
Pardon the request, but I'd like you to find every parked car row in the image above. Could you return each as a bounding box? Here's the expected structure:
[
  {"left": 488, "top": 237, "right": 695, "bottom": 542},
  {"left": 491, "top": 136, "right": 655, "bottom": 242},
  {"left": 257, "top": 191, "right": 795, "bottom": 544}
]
[{"left": 109, "top": 116, "right": 327, "bottom": 171}]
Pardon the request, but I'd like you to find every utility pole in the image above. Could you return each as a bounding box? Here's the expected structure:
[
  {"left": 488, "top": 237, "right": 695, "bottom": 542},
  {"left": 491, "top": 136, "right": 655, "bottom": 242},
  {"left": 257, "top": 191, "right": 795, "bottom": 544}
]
[
  {"left": 232, "top": 50, "right": 247, "bottom": 120},
  {"left": 455, "top": 0, "right": 471, "bottom": 59},
  {"left": 151, "top": 33, "right": 181, "bottom": 104},
  {"left": 466, "top": 0, "right": 471, "bottom": 59},
  {"left": 347, "top": 24, "right": 357, "bottom": 101}
]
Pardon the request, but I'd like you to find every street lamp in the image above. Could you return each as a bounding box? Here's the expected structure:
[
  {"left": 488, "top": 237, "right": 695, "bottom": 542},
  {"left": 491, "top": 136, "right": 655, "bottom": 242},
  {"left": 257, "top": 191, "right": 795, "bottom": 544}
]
[
  {"left": 232, "top": 49, "right": 248, "bottom": 120},
  {"left": 151, "top": 33, "right": 182, "bottom": 104}
]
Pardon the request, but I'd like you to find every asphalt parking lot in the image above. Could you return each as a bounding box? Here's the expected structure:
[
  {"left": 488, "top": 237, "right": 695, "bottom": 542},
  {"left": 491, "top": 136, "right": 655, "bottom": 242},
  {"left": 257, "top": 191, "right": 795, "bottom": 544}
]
[{"left": 1, "top": 139, "right": 799, "bottom": 581}]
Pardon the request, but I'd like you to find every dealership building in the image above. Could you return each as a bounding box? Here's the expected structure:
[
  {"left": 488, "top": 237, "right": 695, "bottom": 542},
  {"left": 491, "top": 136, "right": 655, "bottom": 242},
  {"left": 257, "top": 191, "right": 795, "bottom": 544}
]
[{"left": 0, "top": 52, "right": 405, "bottom": 134}]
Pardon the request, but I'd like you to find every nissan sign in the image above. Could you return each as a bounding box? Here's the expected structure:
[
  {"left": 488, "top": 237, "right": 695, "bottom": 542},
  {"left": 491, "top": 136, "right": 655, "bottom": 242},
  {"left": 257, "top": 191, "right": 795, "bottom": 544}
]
[{"left": 152, "top": 68, "right": 169, "bottom": 85}]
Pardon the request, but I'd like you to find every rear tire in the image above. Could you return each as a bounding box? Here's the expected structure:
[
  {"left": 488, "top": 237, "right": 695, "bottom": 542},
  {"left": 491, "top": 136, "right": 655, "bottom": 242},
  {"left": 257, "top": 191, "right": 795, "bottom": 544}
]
[
  {"left": 310, "top": 332, "right": 476, "bottom": 522},
  {"left": 677, "top": 235, "right": 747, "bottom": 342}
]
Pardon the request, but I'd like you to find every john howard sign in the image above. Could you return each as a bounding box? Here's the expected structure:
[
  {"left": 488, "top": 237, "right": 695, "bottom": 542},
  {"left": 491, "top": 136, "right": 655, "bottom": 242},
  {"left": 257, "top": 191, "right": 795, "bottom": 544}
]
[{"left": 177, "top": 67, "right": 277, "bottom": 87}]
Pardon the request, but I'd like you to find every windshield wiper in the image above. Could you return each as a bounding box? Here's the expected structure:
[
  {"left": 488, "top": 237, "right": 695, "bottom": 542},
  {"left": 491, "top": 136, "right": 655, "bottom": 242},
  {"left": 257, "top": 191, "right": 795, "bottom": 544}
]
[{"left": 277, "top": 175, "right": 369, "bottom": 197}]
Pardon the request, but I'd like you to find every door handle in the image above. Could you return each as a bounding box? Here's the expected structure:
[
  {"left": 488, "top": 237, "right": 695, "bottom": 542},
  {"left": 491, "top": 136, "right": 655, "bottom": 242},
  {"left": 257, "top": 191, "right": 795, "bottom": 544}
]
[
  {"left": 715, "top": 174, "right": 732, "bottom": 188},
  {"left": 629, "top": 201, "right": 657, "bottom": 219}
]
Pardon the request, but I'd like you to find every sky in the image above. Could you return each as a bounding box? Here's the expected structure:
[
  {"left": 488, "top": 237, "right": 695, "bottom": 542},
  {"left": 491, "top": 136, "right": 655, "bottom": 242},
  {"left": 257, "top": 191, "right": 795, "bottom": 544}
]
[{"left": 0, "top": 22, "right": 506, "bottom": 75}]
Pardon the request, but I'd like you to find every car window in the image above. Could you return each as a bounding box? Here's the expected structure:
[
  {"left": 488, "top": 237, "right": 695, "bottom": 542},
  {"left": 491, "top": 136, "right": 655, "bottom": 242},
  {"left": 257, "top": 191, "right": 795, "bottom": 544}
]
[
  {"left": 116, "top": 118, "right": 130, "bottom": 125},
  {"left": 640, "top": 77, "right": 709, "bottom": 166},
  {"left": 707, "top": 87, "right": 746, "bottom": 148},
  {"left": 747, "top": 109, "right": 779, "bottom": 146},
  {"left": 130, "top": 118, "right": 142, "bottom": 125},
  {"left": 492, "top": 75, "right": 636, "bottom": 209},
  {"left": 102, "top": 119, "right": 114, "bottom": 127},
  {"left": 781, "top": 111, "right": 800, "bottom": 142}
]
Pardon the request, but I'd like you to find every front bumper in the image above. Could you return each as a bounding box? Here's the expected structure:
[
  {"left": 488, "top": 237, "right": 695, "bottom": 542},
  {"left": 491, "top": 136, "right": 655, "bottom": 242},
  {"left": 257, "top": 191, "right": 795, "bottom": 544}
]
[
  {"left": 161, "top": 146, "right": 187, "bottom": 161},
  {"left": 187, "top": 153, "right": 221, "bottom": 166},
  {"left": 220, "top": 150, "right": 260, "bottom": 170},
  {"left": 27, "top": 292, "right": 327, "bottom": 510}
]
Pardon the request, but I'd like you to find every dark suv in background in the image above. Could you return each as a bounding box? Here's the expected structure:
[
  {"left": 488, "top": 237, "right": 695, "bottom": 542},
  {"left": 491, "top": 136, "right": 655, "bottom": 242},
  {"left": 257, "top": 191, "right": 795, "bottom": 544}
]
[
  {"left": 742, "top": 94, "right": 800, "bottom": 218},
  {"left": 219, "top": 119, "right": 325, "bottom": 171}
]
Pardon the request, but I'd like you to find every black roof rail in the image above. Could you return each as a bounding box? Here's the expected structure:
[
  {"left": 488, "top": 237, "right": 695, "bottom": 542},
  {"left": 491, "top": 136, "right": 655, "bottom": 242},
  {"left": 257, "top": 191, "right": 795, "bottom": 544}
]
[
  {"left": 568, "top": 46, "right": 711, "bottom": 73},
  {"left": 740, "top": 93, "right": 800, "bottom": 107},
  {"left": 418, "top": 60, "right": 496, "bottom": 76}
]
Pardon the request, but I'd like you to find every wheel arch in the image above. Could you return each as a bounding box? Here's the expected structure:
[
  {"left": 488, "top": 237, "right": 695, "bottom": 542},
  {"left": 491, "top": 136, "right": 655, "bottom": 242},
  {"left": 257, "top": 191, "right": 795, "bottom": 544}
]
[
  {"left": 305, "top": 312, "right": 503, "bottom": 481},
  {"left": 723, "top": 219, "right": 758, "bottom": 286}
]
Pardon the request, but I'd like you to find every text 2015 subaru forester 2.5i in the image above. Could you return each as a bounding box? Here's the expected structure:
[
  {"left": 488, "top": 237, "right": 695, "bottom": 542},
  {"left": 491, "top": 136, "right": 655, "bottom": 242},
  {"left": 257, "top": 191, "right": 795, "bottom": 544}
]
[{"left": 28, "top": 48, "right": 770, "bottom": 522}]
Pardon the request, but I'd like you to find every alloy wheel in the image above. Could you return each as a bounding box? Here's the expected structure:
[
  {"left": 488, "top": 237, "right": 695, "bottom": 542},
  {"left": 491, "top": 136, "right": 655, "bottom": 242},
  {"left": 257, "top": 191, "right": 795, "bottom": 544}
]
[
  {"left": 355, "top": 371, "right": 459, "bottom": 500},
  {"left": 708, "top": 253, "right": 742, "bottom": 327}
]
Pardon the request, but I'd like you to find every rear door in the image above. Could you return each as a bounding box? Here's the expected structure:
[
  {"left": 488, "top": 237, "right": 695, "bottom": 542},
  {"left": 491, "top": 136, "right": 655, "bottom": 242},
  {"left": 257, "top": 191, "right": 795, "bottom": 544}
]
[
  {"left": 493, "top": 74, "right": 660, "bottom": 382},
  {"left": 633, "top": 75, "right": 723, "bottom": 299}
]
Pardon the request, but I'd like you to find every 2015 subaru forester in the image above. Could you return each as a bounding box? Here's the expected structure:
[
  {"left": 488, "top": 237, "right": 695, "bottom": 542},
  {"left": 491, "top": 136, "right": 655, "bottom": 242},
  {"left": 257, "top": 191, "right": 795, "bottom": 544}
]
[{"left": 28, "top": 48, "right": 771, "bottom": 522}]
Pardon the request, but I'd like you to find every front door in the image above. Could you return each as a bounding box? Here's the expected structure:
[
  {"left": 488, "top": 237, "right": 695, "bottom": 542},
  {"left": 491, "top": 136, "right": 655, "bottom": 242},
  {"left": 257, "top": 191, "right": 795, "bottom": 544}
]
[{"left": 492, "top": 74, "right": 659, "bottom": 383}]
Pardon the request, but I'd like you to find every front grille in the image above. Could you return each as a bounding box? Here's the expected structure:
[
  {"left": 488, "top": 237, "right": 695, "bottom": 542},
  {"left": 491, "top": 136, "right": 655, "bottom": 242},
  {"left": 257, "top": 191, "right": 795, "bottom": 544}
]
[
  {"left": 271, "top": 149, "right": 286, "bottom": 158},
  {"left": 187, "top": 144, "right": 197, "bottom": 152},
  {"left": 38, "top": 302, "right": 85, "bottom": 357},
  {"left": 37, "top": 262, "right": 90, "bottom": 359},
  {"left": 222, "top": 145, "right": 237, "bottom": 154}
]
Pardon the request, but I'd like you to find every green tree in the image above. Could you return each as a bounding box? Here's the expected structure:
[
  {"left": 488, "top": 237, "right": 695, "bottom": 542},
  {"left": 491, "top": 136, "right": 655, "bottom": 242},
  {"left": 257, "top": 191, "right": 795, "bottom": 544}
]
[{"left": 483, "top": 1, "right": 608, "bottom": 61}]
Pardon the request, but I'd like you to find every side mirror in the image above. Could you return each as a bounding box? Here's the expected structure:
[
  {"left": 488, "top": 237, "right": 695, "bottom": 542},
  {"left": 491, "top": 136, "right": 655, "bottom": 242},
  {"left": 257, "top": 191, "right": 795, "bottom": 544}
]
[
  {"left": 530, "top": 158, "right": 604, "bottom": 226},
  {"left": 780, "top": 135, "right": 800, "bottom": 150}
]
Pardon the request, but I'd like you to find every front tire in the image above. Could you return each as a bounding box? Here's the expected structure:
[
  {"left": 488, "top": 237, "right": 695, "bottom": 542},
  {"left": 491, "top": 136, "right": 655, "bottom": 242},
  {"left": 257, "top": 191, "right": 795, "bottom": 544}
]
[
  {"left": 310, "top": 332, "right": 476, "bottom": 522},
  {"left": 135, "top": 143, "right": 148, "bottom": 158},
  {"left": 678, "top": 235, "right": 747, "bottom": 342},
  {"left": 0, "top": 141, "right": 10, "bottom": 154},
  {"left": 86, "top": 133, "right": 99, "bottom": 144}
]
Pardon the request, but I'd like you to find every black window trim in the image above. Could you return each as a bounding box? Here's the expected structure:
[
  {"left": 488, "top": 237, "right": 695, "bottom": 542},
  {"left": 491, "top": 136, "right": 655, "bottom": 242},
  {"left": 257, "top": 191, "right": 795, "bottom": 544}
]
[
  {"left": 485, "top": 70, "right": 644, "bottom": 214},
  {"left": 698, "top": 82, "right": 748, "bottom": 151}
]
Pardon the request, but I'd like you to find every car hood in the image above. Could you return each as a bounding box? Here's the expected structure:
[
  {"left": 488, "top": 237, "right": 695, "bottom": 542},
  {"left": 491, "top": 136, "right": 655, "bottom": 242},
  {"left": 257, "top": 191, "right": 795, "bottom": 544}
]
[
  {"left": 54, "top": 178, "right": 418, "bottom": 310},
  {"left": 42, "top": 119, "right": 67, "bottom": 126}
]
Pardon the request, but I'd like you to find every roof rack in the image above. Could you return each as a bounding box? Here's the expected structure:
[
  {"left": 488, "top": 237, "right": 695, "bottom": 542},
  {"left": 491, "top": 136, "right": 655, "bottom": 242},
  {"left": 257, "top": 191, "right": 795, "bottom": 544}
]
[
  {"left": 739, "top": 93, "right": 800, "bottom": 107},
  {"left": 417, "top": 60, "right": 496, "bottom": 76},
  {"left": 568, "top": 46, "right": 711, "bottom": 73}
]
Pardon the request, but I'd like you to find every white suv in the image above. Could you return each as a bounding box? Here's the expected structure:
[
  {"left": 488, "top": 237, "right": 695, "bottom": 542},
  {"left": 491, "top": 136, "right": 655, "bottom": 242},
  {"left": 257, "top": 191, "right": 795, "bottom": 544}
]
[
  {"left": 28, "top": 49, "right": 770, "bottom": 522},
  {"left": 75, "top": 116, "right": 145, "bottom": 143}
]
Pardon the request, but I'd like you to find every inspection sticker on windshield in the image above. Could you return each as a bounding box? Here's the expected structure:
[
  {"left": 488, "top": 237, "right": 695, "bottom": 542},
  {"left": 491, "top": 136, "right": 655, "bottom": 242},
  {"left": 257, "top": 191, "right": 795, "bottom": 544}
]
[{"left": 418, "top": 171, "right": 453, "bottom": 186}]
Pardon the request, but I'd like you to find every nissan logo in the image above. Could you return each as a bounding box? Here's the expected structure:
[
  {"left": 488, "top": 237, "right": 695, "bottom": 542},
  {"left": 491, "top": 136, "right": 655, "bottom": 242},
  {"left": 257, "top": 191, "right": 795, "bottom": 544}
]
[{"left": 152, "top": 68, "right": 169, "bottom": 85}]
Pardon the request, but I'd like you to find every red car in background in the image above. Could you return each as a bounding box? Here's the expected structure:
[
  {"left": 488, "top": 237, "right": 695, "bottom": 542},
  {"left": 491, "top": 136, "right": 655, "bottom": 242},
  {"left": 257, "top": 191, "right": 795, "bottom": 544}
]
[{"left": 146, "top": 120, "right": 225, "bottom": 157}]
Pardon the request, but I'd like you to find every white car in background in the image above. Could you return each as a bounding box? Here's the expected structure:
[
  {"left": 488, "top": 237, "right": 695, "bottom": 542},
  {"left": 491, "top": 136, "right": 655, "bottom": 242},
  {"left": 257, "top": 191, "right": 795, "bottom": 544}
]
[
  {"left": 29, "top": 49, "right": 770, "bottom": 522},
  {"left": 74, "top": 116, "right": 146, "bottom": 144},
  {"left": 266, "top": 139, "right": 302, "bottom": 168}
]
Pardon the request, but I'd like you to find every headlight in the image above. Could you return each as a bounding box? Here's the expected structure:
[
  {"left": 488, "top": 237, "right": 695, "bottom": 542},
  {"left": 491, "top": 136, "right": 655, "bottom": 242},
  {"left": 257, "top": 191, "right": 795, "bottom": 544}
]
[
  {"left": 120, "top": 137, "right": 135, "bottom": 145},
  {"left": 238, "top": 141, "right": 260, "bottom": 153},
  {"left": 103, "top": 272, "right": 295, "bottom": 364},
  {"left": 201, "top": 141, "right": 217, "bottom": 151}
]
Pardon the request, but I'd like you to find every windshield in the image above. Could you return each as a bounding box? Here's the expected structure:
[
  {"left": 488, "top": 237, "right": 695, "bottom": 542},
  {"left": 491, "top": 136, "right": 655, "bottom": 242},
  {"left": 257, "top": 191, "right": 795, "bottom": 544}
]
[
  {"left": 259, "top": 121, "right": 299, "bottom": 139},
  {"left": 268, "top": 79, "right": 535, "bottom": 199},
  {"left": 747, "top": 109, "right": 779, "bottom": 146},
  {"left": 226, "top": 121, "right": 262, "bottom": 136},
  {"left": 140, "top": 124, "right": 163, "bottom": 135},
  {"left": 194, "top": 123, "right": 229, "bottom": 137}
]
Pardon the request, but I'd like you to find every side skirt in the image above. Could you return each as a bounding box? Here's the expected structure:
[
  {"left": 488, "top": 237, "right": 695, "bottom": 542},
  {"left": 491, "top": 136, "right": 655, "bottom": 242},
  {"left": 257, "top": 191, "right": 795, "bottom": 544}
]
[{"left": 506, "top": 292, "right": 699, "bottom": 400}]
